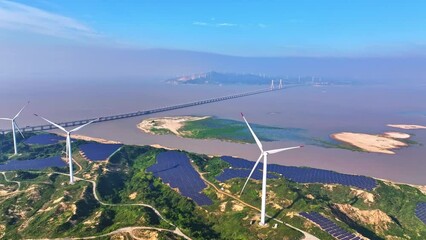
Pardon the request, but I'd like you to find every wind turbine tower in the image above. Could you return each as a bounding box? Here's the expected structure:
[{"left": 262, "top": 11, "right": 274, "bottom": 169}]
[
  {"left": 240, "top": 113, "right": 302, "bottom": 225},
  {"left": 0, "top": 102, "right": 29, "bottom": 155},
  {"left": 35, "top": 115, "right": 97, "bottom": 184}
]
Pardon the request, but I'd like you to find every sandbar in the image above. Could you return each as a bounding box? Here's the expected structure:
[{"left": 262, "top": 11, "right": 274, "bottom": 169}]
[
  {"left": 137, "top": 116, "right": 209, "bottom": 136},
  {"left": 331, "top": 132, "right": 408, "bottom": 154},
  {"left": 387, "top": 124, "right": 426, "bottom": 130}
]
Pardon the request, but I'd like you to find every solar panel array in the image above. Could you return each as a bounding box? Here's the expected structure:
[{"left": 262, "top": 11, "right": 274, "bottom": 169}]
[
  {"left": 300, "top": 212, "right": 361, "bottom": 240},
  {"left": 415, "top": 202, "right": 426, "bottom": 225},
  {"left": 79, "top": 143, "right": 123, "bottom": 161},
  {"left": 0, "top": 156, "right": 66, "bottom": 171},
  {"left": 221, "top": 156, "right": 257, "bottom": 169},
  {"left": 216, "top": 168, "right": 278, "bottom": 182},
  {"left": 147, "top": 151, "right": 212, "bottom": 206},
  {"left": 219, "top": 156, "right": 377, "bottom": 190},
  {"left": 24, "top": 134, "right": 65, "bottom": 145}
]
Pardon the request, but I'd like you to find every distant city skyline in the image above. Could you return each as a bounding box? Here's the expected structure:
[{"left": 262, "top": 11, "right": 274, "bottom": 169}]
[{"left": 1, "top": 0, "right": 426, "bottom": 57}]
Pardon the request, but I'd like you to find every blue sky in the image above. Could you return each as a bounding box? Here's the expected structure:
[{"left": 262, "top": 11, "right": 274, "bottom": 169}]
[{"left": 1, "top": 0, "right": 426, "bottom": 56}]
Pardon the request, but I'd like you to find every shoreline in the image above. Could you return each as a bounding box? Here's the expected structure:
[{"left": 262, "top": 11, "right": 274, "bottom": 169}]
[{"left": 55, "top": 133, "right": 121, "bottom": 144}]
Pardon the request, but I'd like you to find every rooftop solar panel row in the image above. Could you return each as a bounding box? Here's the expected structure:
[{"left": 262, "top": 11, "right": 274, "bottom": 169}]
[
  {"left": 147, "top": 151, "right": 212, "bottom": 206},
  {"left": 300, "top": 212, "right": 359, "bottom": 240},
  {"left": 220, "top": 156, "right": 377, "bottom": 190}
]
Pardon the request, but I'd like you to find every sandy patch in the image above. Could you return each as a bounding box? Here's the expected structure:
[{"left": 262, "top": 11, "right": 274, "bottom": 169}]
[
  {"left": 388, "top": 124, "right": 426, "bottom": 130},
  {"left": 0, "top": 224, "right": 5, "bottom": 238},
  {"left": 231, "top": 201, "right": 244, "bottom": 211},
  {"left": 384, "top": 132, "right": 410, "bottom": 139},
  {"left": 56, "top": 133, "right": 121, "bottom": 144},
  {"left": 305, "top": 194, "right": 315, "bottom": 200},
  {"left": 129, "top": 192, "right": 137, "bottom": 200},
  {"left": 416, "top": 185, "right": 426, "bottom": 195},
  {"left": 71, "top": 203, "right": 77, "bottom": 215},
  {"left": 149, "top": 144, "right": 177, "bottom": 151},
  {"left": 331, "top": 132, "right": 407, "bottom": 154},
  {"left": 137, "top": 116, "right": 209, "bottom": 136},
  {"left": 324, "top": 184, "right": 336, "bottom": 191},
  {"left": 53, "top": 196, "right": 64, "bottom": 204},
  {"left": 83, "top": 211, "right": 102, "bottom": 226},
  {"left": 219, "top": 202, "right": 227, "bottom": 212},
  {"left": 350, "top": 188, "right": 375, "bottom": 203},
  {"left": 216, "top": 192, "right": 226, "bottom": 200},
  {"left": 132, "top": 229, "right": 159, "bottom": 240},
  {"left": 333, "top": 204, "right": 392, "bottom": 232}
]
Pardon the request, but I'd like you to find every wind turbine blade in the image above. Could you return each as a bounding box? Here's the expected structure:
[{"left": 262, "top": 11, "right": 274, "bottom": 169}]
[
  {"left": 0, "top": 118, "right": 12, "bottom": 121},
  {"left": 34, "top": 114, "right": 68, "bottom": 132},
  {"left": 14, "top": 122, "right": 25, "bottom": 139},
  {"left": 240, "top": 154, "right": 263, "bottom": 195},
  {"left": 241, "top": 113, "right": 263, "bottom": 151},
  {"left": 265, "top": 146, "right": 303, "bottom": 155},
  {"left": 14, "top": 101, "right": 30, "bottom": 119},
  {"left": 69, "top": 119, "right": 98, "bottom": 133}
]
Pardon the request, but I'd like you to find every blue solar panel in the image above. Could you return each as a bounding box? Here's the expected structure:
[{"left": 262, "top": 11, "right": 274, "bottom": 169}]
[
  {"left": 79, "top": 143, "right": 123, "bottom": 161},
  {"left": 147, "top": 151, "right": 212, "bottom": 206},
  {"left": 24, "top": 134, "right": 65, "bottom": 145},
  {"left": 219, "top": 156, "right": 377, "bottom": 190},
  {"left": 415, "top": 202, "right": 426, "bottom": 225},
  {"left": 216, "top": 169, "right": 278, "bottom": 182},
  {"left": 221, "top": 156, "right": 257, "bottom": 169},
  {"left": 0, "top": 156, "right": 66, "bottom": 171},
  {"left": 300, "top": 212, "right": 358, "bottom": 240}
]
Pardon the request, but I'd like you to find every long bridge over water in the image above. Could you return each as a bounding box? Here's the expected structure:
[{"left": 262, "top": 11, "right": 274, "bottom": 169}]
[{"left": 1, "top": 86, "right": 289, "bottom": 134}]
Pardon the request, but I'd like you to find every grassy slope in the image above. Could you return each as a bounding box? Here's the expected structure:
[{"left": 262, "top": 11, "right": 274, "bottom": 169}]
[
  {"left": 1, "top": 132, "right": 425, "bottom": 239},
  {"left": 191, "top": 153, "right": 426, "bottom": 240},
  {"left": 0, "top": 138, "right": 174, "bottom": 239}
]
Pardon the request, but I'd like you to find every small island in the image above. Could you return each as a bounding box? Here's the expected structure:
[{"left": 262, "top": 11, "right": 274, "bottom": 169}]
[
  {"left": 138, "top": 116, "right": 209, "bottom": 136},
  {"left": 331, "top": 132, "right": 412, "bottom": 154},
  {"left": 387, "top": 124, "right": 426, "bottom": 130},
  {"left": 137, "top": 116, "right": 306, "bottom": 143}
]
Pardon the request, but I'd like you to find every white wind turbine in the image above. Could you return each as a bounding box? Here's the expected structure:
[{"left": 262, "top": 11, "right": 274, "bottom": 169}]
[
  {"left": 240, "top": 113, "right": 303, "bottom": 225},
  {"left": 0, "top": 102, "right": 30, "bottom": 155},
  {"left": 35, "top": 114, "right": 97, "bottom": 184}
]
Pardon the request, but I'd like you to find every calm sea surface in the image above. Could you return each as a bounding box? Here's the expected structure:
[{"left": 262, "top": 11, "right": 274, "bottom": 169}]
[{"left": 1, "top": 80, "right": 425, "bottom": 184}]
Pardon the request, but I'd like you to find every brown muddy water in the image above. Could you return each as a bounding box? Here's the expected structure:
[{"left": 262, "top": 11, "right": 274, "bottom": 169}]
[{"left": 1, "top": 80, "right": 425, "bottom": 184}]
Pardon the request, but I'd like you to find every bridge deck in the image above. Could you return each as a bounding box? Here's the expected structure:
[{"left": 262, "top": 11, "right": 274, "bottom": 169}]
[{"left": 0, "top": 87, "right": 286, "bottom": 134}]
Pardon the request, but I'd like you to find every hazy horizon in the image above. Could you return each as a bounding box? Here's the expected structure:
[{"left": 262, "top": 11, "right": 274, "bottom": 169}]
[
  {"left": 1, "top": 0, "right": 426, "bottom": 84},
  {"left": 1, "top": 44, "right": 426, "bottom": 84}
]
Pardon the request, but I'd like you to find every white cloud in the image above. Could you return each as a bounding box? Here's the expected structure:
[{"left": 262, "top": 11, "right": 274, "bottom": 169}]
[
  {"left": 217, "top": 23, "right": 237, "bottom": 27},
  {"left": 257, "top": 23, "right": 267, "bottom": 28},
  {"left": 0, "top": 0, "right": 99, "bottom": 40},
  {"left": 193, "top": 20, "right": 238, "bottom": 28},
  {"left": 192, "top": 21, "right": 208, "bottom": 26}
]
